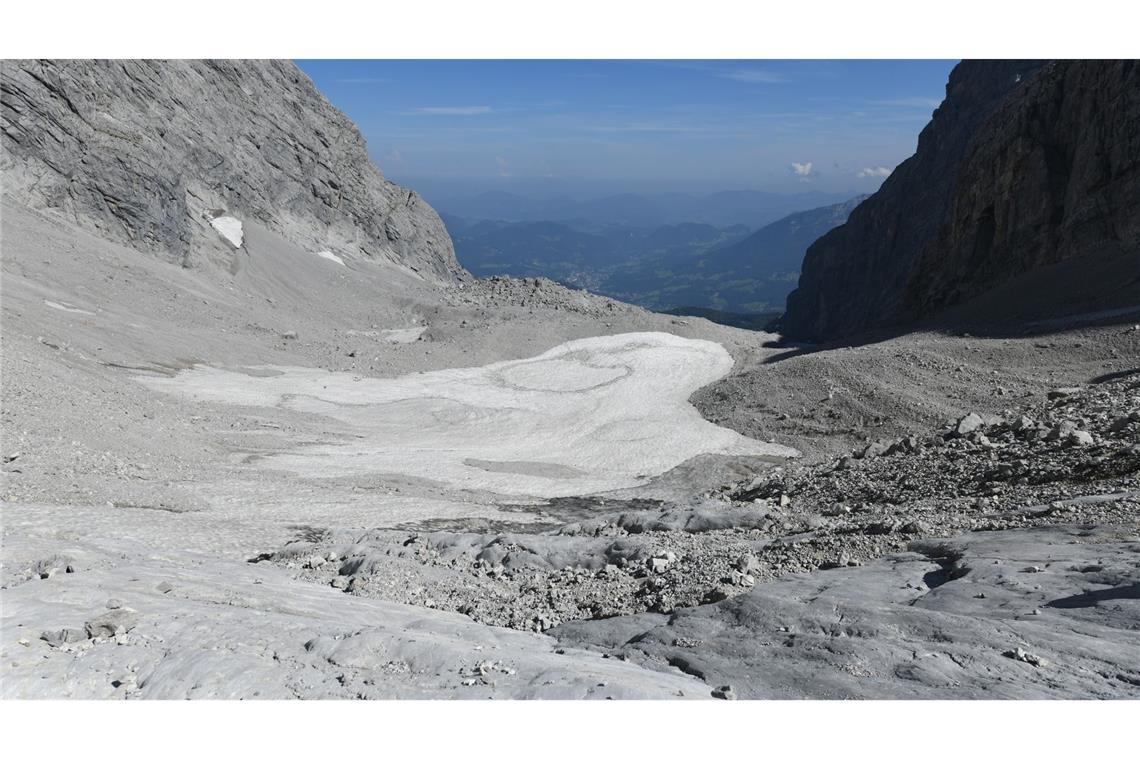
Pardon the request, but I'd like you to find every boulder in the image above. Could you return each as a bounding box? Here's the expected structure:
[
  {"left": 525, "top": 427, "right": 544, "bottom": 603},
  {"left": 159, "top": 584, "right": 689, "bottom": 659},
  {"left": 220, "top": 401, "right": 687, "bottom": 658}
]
[
  {"left": 1068, "top": 430, "right": 1095, "bottom": 447},
  {"left": 40, "top": 628, "right": 87, "bottom": 647},
  {"left": 84, "top": 609, "right": 139, "bottom": 639},
  {"left": 955, "top": 412, "right": 986, "bottom": 436}
]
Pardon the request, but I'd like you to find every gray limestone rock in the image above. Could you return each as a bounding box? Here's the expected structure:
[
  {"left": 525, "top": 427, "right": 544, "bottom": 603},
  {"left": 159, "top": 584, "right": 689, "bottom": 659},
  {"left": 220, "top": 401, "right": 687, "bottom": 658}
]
[
  {"left": 40, "top": 628, "right": 87, "bottom": 647},
  {"left": 553, "top": 526, "right": 1140, "bottom": 698},
  {"left": 85, "top": 609, "right": 139, "bottom": 639},
  {"left": 1, "top": 60, "right": 466, "bottom": 281},
  {"left": 955, "top": 412, "right": 985, "bottom": 436}
]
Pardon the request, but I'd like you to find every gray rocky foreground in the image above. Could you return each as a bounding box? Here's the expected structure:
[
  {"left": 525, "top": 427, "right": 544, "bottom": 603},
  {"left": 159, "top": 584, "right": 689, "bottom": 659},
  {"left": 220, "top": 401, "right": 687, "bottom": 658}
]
[
  {"left": 3, "top": 204, "right": 1137, "bottom": 696},
  {"left": 2, "top": 58, "right": 1137, "bottom": 700},
  {"left": 555, "top": 525, "right": 1140, "bottom": 698},
  {"left": 252, "top": 373, "right": 1138, "bottom": 652}
]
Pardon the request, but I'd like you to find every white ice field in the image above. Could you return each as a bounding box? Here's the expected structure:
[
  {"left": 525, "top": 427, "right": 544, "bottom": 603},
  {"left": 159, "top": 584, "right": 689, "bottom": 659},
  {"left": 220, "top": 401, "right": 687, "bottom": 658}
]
[{"left": 140, "top": 332, "right": 798, "bottom": 497}]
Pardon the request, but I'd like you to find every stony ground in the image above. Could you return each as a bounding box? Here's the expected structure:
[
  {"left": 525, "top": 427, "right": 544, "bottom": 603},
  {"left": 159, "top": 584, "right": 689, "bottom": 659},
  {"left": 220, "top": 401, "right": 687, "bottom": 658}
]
[
  {"left": 256, "top": 373, "right": 1139, "bottom": 645},
  {"left": 695, "top": 323, "right": 1140, "bottom": 463},
  {"left": 555, "top": 523, "right": 1140, "bottom": 698},
  {"left": 3, "top": 202, "right": 1137, "bottom": 699}
]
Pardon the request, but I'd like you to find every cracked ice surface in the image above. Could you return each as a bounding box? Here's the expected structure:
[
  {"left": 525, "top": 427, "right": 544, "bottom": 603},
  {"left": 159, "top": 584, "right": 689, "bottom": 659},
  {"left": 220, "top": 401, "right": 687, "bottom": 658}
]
[{"left": 139, "top": 332, "right": 798, "bottom": 497}]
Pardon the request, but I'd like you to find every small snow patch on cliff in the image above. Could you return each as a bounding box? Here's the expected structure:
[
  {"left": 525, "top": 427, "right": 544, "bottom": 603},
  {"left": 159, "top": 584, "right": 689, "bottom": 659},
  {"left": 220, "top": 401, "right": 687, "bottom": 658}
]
[
  {"left": 209, "top": 216, "right": 244, "bottom": 248},
  {"left": 315, "top": 250, "right": 345, "bottom": 266}
]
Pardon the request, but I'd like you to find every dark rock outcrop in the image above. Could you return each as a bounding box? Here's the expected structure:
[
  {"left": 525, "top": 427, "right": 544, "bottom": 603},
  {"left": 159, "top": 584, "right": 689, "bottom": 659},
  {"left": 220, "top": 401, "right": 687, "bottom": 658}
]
[
  {"left": 781, "top": 60, "right": 1140, "bottom": 342},
  {"left": 1, "top": 60, "right": 465, "bottom": 280},
  {"left": 902, "top": 60, "right": 1140, "bottom": 320}
]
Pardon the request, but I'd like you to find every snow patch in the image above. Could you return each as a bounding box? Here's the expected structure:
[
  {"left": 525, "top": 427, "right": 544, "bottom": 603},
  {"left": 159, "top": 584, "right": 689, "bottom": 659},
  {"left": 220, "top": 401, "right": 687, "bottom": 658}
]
[
  {"left": 381, "top": 326, "right": 428, "bottom": 344},
  {"left": 43, "top": 299, "right": 94, "bottom": 315},
  {"left": 209, "top": 215, "right": 244, "bottom": 248},
  {"left": 138, "top": 332, "right": 799, "bottom": 497},
  {"left": 315, "top": 250, "right": 345, "bottom": 266}
]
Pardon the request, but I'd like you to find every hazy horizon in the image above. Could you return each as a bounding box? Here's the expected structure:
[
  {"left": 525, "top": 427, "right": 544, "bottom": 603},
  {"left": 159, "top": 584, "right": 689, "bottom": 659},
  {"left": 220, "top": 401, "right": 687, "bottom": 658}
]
[
  {"left": 373, "top": 174, "right": 858, "bottom": 205},
  {"left": 296, "top": 59, "right": 958, "bottom": 199}
]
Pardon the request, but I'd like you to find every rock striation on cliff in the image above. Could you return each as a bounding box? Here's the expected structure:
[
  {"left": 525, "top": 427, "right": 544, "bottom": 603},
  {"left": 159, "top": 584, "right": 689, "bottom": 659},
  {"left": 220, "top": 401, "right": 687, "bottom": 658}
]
[
  {"left": 1, "top": 59, "right": 465, "bottom": 280},
  {"left": 782, "top": 59, "right": 1139, "bottom": 342}
]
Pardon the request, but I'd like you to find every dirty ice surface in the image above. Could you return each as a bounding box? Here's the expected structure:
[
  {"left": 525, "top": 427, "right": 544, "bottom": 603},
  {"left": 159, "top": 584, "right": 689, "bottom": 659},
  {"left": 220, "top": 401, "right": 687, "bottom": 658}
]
[
  {"left": 140, "top": 332, "right": 797, "bottom": 497},
  {"left": 209, "top": 215, "right": 244, "bottom": 248}
]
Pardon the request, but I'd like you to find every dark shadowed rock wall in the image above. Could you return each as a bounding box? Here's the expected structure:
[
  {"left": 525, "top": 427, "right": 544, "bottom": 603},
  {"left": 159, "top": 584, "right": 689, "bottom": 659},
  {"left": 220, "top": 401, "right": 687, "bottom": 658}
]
[
  {"left": 900, "top": 60, "right": 1140, "bottom": 320},
  {"left": 781, "top": 60, "right": 1140, "bottom": 341}
]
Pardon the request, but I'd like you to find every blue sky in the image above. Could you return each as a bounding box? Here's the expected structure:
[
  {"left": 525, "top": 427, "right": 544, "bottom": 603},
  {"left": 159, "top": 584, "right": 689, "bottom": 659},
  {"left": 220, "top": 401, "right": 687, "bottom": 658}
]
[{"left": 296, "top": 60, "right": 957, "bottom": 197}]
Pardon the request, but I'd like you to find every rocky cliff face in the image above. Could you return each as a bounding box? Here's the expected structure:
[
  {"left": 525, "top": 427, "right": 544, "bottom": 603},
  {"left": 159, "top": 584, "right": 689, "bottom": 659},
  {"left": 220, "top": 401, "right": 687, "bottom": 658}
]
[
  {"left": 901, "top": 60, "right": 1140, "bottom": 320},
  {"left": 784, "top": 60, "right": 1057, "bottom": 339},
  {"left": 1, "top": 59, "right": 465, "bottom": 280}
]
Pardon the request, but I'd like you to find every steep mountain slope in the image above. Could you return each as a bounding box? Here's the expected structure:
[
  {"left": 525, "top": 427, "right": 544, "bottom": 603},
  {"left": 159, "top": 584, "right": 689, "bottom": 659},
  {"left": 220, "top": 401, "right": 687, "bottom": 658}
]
[
  {"left": 1, "top": 59, "right": 463, "bottom": 280},
  {"left": 902, "top": 60, "right": 1140, "bottom": 321},
  {"left": 782, "top": 59, "right": 1140, "bottom": 342},
  {"left": 781, "top": 60, "right": 1048, "bottom": 341}
]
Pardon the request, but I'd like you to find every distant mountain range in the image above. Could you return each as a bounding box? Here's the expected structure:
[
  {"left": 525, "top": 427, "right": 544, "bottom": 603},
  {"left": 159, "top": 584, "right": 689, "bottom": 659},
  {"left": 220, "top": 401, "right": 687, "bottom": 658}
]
[
  {"left": 429, "top": 189, "right": 852, "bottom": 230},
  {"left": 444, "top": 195, "right": 867, "bottom": 317}
]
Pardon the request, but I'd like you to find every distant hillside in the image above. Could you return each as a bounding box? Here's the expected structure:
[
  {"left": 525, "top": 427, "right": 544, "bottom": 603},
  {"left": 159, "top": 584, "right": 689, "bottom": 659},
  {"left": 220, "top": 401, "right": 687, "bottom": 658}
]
[
  {"left": 597, "top": 197, "right": 865, "bottom": 314},
  {"left": 662, "top": 307, "right": 782, "bottom": 331},
  {"left": 712, "top": 195, "right": 869, "bottom": 274},
  {"left": 447, "top": 197, "right": 863, "bottom": 316},
  {"left": 451, "top": 221, "right": 616, "bottom": 281},
  {"left": 447, "top": 218, "right": 748, "bottom": 292},
  {"left": 429, "top": 189, "right": 850, "bottom": 229}
]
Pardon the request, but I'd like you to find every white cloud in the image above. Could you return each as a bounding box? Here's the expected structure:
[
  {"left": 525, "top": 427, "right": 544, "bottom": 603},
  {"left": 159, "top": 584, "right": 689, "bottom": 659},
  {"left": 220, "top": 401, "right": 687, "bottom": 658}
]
[
  {"left": 405, "top": 106, "right": 492, "bottom": 116},
  {"left": 857, "top": 165, "right": 893, "bottom": 178},
  {"left": 790, "top": 161, "right": 815, "bottom": 178},
  {"left": 721, "top": 68, "right": 786, "bottom": 84},
  {"left": 495, "top": 156, "right": 510, "bottom": 177}
]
